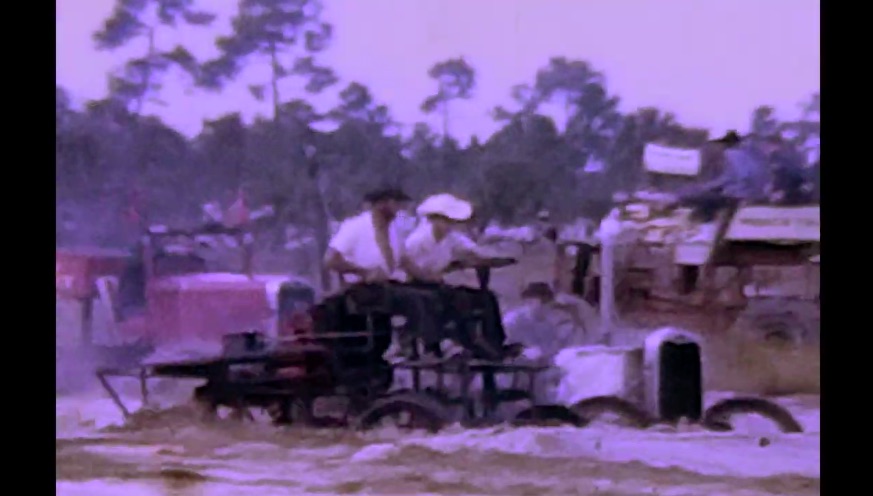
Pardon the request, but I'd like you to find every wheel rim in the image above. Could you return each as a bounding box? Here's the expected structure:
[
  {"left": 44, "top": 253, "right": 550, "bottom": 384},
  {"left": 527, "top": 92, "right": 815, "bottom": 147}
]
[
  {"left": 513, "top": 405, "right": 586, "bottom": 428},
  {"left": 570, "top": 396, "right": 653, "bottom": 429},
  {"left": 360, "top": 400, "right": 446, "bottom": 432},
  {"left": 758, "top": 317, "right": 802, "bottom": 346},
  {"left": 377, "top": 407, "right": 426, "bottom": 430}
]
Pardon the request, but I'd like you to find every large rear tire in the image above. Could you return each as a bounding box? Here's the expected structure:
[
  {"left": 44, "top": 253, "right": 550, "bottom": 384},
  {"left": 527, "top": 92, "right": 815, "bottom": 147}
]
[
  {"left": 192, "top": 384, "right": 257, "bottom": 423},
  {"left": 702, "top": 397, "right": 804, "bottom": 433},
  {"left": 356, "top": 392, "right": 451, "bottom": 433},
  {"left": 570, "top": 395, "right": 655, "bottom": 429},
  {"left": 511, "top": 404, "right": 587, "bottom": 427},
  {"left": 733, "top": 299, "right": 819, "bottom": 347}
]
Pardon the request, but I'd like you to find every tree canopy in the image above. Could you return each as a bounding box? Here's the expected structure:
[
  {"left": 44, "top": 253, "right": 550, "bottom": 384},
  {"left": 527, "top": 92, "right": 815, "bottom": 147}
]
[{"left": 58, "top": 1, "right": 820, "bottom": 270}]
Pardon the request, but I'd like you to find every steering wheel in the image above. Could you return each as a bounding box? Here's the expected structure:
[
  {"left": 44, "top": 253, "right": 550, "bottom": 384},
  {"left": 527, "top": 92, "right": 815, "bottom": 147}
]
[{"left": 443, "top": 257, "right": 518, "bottom": 291}]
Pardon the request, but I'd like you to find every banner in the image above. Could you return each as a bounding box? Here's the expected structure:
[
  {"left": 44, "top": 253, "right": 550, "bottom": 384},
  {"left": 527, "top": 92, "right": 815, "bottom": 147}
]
[
  {"left": 725, "top": 206, "right": 820, "bottom": 242},
  {"left": 643, "top": 144, "right": 702, "bottom": 176}
]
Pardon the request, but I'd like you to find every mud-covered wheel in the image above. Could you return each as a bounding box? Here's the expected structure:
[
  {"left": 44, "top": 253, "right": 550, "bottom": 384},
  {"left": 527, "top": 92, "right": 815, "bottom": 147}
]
[
  {"left": 702, "top": 397, "right": 804, "bottom": 433},
  {"left": 192, "top": 385, "right": 219, "bottom": 421},
  {"left": 266, "top": 398, "right": 295, "bottom": 425},
  {"left": 192, "top": 385, "right": 255, "bottom": 422},
  {"left": 511, "top": 404, "right": 586, "bottom": 427},
  {"left": 210, "top": 403, "right": 257, "bottom": 422},
  {"left": 356, "top": 392, "right": 450, "bottom": 432},
  {"left": 733, "top": 299, "right": 819, "bottom": 347},
  {"left": 570, "top": 395, "right": 655, "bottom": 429},
  {"left": 195, "top": 401, "right": 256, "bottom": 422},
  {"left": 229, "top": 405, "right": 256, "bottom": 422},
  {"left": 267, "top": 398, "right": 349, "bottom": 428},
  {"left": 755, "top": 314, "right": 804, "bottom": 346}
]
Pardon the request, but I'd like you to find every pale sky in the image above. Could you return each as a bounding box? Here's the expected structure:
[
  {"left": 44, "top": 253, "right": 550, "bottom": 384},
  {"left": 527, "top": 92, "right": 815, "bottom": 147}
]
[{"left": 56, "top": 0, "right": 820, "bottom": 141}]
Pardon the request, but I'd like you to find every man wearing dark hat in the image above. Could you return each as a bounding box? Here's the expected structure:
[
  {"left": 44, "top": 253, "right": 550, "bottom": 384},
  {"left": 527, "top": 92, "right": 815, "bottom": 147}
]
[
  {"left": 324, "top": 187, "right": 416, "bottom": 283},
  {"left": 671, "top": 130, "right": 772, "bottom": 219},
  {"left": 325, "top": 187, "right": 453, "bottom": 359}
]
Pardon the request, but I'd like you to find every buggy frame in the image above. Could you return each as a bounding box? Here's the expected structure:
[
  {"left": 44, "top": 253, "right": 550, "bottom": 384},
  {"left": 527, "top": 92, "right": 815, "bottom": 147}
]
[{"left": 97, "top": 258, "right": 584, "bottom": 431}]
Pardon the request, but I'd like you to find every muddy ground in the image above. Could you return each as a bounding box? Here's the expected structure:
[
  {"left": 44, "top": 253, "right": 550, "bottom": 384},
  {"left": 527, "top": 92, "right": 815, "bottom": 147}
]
[{"left": 56, "top": 244, "right": 820, "bottom": 495}]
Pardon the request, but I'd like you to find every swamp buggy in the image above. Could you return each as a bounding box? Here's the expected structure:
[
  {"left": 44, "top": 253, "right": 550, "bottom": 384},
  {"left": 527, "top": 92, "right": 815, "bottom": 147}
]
[
  {"left": 556, "top": 142, "right": 820, "bottom": 346},
  {"left": 96, "top": 256, "right": 805, "bottom": 435}
]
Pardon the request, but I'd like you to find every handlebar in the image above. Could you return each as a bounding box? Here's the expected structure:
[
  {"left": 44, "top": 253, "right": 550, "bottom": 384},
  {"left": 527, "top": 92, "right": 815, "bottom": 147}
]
[{"left": 443, "top": 257, "right": 518, "bottom": 290}]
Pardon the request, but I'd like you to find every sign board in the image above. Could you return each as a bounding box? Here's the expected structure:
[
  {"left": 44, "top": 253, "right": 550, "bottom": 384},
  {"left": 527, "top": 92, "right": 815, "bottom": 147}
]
[
  {"left": 643, "top": 144, "right": 702, "bottom": 177},
  {"left": 725, "top": 206, "right": 820, "bottom": 243}
]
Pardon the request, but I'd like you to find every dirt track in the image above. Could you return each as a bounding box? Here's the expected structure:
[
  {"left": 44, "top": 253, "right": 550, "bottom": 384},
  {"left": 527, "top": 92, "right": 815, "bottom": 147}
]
[
  {"left": 56, "top": 245, "right": 820, "bottom": 495},
  {"left": 56, "top": 385, "right": 819, "bottom": 496}
]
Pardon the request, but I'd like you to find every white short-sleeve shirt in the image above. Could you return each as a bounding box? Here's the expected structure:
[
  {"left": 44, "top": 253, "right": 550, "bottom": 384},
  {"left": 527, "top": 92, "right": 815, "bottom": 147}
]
[
  {"left": 403, "top": 220, "right": 480, "bottom": 275},
  {"left": 328, "top": 211, "right": 406, "bottom": 282}
]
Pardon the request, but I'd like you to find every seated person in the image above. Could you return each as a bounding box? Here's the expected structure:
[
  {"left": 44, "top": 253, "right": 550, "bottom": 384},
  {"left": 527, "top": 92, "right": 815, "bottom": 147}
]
[
  {"left": 402, "top": 193, "right": 490, "bottom": 283},
  {"left": 671, "top": 131, "right": 771, "bottom": 220},
  {"left": 399, "top": 193, "right": 511, "bottom": 359},
  {"left": 503, "top": 282, "right": 597, "bottom": 361},
  {"left": 502, "top": 282, "right": 598, "bottom": 403},
  {"left": 323, "top": 187, "right": 416, "bottom": 283},
  {"left": 323, "top": 188, "right": 448, "bottom": 357}
]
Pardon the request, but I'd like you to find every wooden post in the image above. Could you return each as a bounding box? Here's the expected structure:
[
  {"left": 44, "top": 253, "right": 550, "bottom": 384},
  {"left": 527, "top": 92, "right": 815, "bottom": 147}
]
[
  {"left": 600, "top": 215, "right": 621, "bottom": 344},
  {"left": 80, "top": 297, "right": 94, "bottom": 348},
  {"left": 242, "top": 232, "right": 254, "bottom": 278}
]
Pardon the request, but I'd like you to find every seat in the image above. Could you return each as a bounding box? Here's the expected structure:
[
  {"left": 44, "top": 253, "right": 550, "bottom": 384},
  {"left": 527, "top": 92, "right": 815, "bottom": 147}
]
[{"left": 344, "top": 283, "right": 394, "bottom": 315}]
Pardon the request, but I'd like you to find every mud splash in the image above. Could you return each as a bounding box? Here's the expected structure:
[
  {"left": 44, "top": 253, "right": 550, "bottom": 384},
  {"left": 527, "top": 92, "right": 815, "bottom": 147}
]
[{"left": 57, "top": 386, "right": 819, "bottom": 496}]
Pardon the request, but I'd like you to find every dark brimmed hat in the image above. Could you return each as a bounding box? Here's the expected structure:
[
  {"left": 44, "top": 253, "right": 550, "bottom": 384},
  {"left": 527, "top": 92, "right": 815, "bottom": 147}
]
[
  {"left": 709, "top": 130, "right": 743, "bottom": 146},
  {"left": 363, "top": 187, "right": 411, "bottom": 203},
  {"left": 521, "top": 282, "right": 555, "bottom": 300}
]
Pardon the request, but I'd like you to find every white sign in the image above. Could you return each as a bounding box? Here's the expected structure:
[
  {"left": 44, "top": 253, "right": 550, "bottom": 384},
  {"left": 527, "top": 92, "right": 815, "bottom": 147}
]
[
  {"left": 725, "top": 206, "right": 820, "bottom": 242},
  {"left": 643, "top": 144, "right": 702, "bottom": 177}
]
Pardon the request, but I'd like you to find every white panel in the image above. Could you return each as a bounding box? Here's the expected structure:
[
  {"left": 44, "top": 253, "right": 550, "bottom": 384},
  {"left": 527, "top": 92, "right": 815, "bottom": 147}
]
[
  {"left": 643, "top": 144, "right": 702, "bottom": 176},
  {"left": 554, "top": 345, "right": 644, "bottom": 406},
  {"left": 725, "top": 206, "right": 820, "bottom": 242}
]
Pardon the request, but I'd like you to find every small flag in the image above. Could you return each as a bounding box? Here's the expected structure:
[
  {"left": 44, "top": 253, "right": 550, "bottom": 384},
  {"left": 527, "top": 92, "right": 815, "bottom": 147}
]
[
  {"left": 224, "top": 188, "right": 250, "bottom": 228},
  {"left": 123, "top": 187, "right": 146, "bottom": 227}
]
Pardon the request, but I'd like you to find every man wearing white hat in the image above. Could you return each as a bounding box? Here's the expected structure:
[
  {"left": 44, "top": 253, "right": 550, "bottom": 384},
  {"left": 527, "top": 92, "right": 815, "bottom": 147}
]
[
  {"left": 384, "top": 193, "right": 511, "bottom": 361},
  {"left": 402, "top": 193, "right": 487, "bottom": 283}
]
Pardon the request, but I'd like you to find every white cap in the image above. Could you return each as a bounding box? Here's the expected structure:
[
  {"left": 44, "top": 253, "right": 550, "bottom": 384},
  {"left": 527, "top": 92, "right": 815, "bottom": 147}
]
[{"left": 416, "top": 193, "right": 474, "bottom": 222}]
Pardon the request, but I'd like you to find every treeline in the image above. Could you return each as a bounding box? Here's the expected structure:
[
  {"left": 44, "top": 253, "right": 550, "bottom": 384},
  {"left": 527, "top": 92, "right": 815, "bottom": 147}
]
[{"left": 56, "top": 0, "right": 820, "bottom": 254}]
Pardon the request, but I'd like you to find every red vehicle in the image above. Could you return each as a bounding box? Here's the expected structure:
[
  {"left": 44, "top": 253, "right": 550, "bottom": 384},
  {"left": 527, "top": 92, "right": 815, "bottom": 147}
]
[
  {"left": 57, "top": 247, "right": 130, "bottom": 345},
  {"left": 56, "top": 223, "right": 316, "bottom": 363}
]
